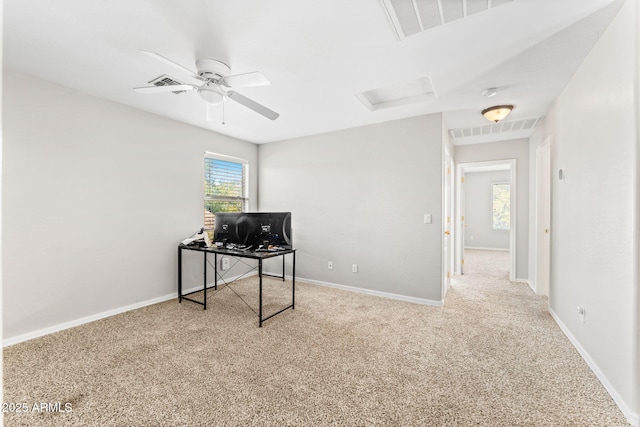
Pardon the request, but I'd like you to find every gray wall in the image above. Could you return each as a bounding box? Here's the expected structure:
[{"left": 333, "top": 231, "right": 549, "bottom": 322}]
[
  {"left": 529, "top": 0, "right": 638, "bottom": 420},
  {"left": 464, "top": 170, "right": 510, "bottom": 250},
  {"left": 3, "top": 71, "right": 259, "bottom": 340},
  {"left": 455, "top": 139, "right": 529, "bottom": 280},
  {"left": 258, "top": 114, "right": 445, "bottom": 303}
]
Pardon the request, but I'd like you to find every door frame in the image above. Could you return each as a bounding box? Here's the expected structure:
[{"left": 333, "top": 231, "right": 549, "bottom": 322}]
[{"left": 455, "top": 159, "right": 517, "bottom": 282}]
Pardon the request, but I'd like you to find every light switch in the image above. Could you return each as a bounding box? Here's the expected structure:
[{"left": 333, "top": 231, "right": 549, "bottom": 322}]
[{"left": 424, "top": 214, "right": 432, "bottom": 224}]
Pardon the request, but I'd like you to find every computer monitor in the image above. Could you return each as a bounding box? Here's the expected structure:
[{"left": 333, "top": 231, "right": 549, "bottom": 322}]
[{"left": 213, "top": 212, "right": 292, "bottom": 249}]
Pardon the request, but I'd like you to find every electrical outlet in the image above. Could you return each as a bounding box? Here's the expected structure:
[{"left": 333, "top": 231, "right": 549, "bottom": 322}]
[
  {"left": 221, "top": 257, "right": 230, "bottom": 271},
  {"left": 328, "top": 261, "right": 333, "bottom": 270},
  {"left": 352, "top": 264, "right": 358, "bottom": 273},
  {"left": 577, "top": 306, "right": 585, "bottom": 323}
]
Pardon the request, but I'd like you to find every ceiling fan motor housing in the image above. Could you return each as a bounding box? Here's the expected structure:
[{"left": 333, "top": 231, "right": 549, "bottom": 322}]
[{"left": 196, "top": 59, "right": 231, "bottom": 81}]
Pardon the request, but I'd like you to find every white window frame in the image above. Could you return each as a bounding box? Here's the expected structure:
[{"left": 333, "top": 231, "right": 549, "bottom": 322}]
[
  {"left": 204, "top": 152, "right": 249, "bottom": 230},
  {"left": 491, "top": 181, "right": 510, "bottom": 231}
]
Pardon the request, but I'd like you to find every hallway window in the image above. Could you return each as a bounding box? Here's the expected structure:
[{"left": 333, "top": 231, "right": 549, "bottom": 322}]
[{"left": 492, "top": 182, "right": 510, "bottom": 230}]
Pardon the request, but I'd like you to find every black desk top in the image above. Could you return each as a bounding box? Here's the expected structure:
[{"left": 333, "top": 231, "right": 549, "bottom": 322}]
[{"left": 179, "top": 244, "right": 295, "bottom": 260}]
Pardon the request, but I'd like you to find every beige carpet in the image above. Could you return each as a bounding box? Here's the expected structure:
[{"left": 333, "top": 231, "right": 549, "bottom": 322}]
[{"left": 2, "top": 250, "right": 630, "bottom": 426}]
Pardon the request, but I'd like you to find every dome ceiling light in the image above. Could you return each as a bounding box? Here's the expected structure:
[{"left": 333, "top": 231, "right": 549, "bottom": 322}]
[{"left": 482, "top": 105, "right": 514, "bottom": 123}]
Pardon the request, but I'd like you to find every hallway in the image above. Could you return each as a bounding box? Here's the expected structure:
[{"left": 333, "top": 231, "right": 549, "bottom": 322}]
[{"left": 446, "top": 249, "right": 629, "bottom": 426}]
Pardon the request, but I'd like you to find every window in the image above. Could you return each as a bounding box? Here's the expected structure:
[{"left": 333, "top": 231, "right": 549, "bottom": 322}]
[
  {"left": 204, "top": 153, "right": 248, "bottom": 230},
  {"left": 492, "top": 182, "right": 510, "bottom": 230}
]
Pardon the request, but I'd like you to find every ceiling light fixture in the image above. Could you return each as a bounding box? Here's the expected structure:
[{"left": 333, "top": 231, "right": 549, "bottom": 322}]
[
  {"left": 197, "top": 86, "right": 225, "bottom": 105},
  {"left": 482, "top": 105, "right": 514, "bottom": 123}
]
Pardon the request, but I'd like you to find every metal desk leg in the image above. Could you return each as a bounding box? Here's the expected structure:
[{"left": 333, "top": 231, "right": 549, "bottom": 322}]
[
  {"left": 214, "top": 253, "right": 218, "bottom": 290},
  {"left": 292, "top": 251, "right": 296, "bottom": 310},
  {"left": 259, "top": 259, "right": 263, "bottom": 327},
  {"left": 282, "top": 256, "right": 285, "bottom": 281},
  {"left": 178, "top": 246, "right": 183, "bottom": 303},
  {"left": 203, "top": 252, "right": 207, "bottom": 310}
]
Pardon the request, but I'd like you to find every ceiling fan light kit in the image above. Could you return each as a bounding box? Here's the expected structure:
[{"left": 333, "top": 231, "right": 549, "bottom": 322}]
[
  {"left": 482, "top": 105, "right": 514, "bottom": 123},
  {"left": 134, "top": 51, "right": 279, "bottom": 121},
  {"left": 197, "top": 86, "right": 225, "bottom": 105}
]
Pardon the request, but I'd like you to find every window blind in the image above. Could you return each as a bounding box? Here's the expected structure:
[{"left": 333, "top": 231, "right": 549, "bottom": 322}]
[{"left": 204, "top": 154, "right": 248, "bottom": 230}]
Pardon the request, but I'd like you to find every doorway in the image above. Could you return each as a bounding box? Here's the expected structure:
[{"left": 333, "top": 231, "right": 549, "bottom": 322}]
[{"left": 455, "top": 160, "right": 517, "bottom": 282}]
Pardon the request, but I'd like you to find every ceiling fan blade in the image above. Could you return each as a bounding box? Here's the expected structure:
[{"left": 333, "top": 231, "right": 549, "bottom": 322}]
[
  {"left": 140, "top": 50, "right": 198, "bottom": 78},
  {"left": 227, "top": 91, "right": 279, "bottom": 120},
  {"left": 134, "top": 84, "right": 195, "bottom": 94},
  {"left": 222, "top": 72, "right": 270, "bottom": 88}
]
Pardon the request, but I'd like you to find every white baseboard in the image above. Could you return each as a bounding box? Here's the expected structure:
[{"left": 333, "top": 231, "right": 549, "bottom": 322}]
[
  {"left": 524, "top": 278, "right": 536, "bottom": 294},
  {"left": 2, "top": 272, "right": 256, "bottom": 348},
  {"left": 514, "top": 278, "right": 535, "bottom": 294},
  {"left": 464, "top": 246, "right": 509, "bottom": 252},
  {"left": 549, "top": 309, "right": 639, "bottom": 427},
  {"left": 5, "top": 271, "right": 440, "bottom": 347},
  {"left": 511, "top": 278, "right": 538, "bottom": 296},
  {"left": 3, "top": 292, "right": 178, "bottom": 347},
  {"left": 295, "top": 276, "right": 443, "bottom": 307}
]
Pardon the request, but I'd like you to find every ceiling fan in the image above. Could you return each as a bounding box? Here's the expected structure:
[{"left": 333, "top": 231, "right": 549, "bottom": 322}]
[{"left": 134, "top": 50, "right": 279, "bottom": 121}]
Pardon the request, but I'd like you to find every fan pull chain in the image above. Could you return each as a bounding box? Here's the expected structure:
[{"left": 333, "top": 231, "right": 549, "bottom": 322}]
[{"left": 222, "top": 100, "right": 226, "bottom": 125}]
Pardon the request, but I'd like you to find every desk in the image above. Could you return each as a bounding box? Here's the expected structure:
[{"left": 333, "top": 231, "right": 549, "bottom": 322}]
[{"left": 178, "top": 245, "right": 296, "bottom": 327}]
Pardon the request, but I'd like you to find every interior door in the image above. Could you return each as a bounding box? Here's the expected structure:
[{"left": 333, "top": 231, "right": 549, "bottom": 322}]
[
  {"left": 459, "top": 168, "right": 465, "bottom": 275},
  {"left": 443, "top": 148, "right": 452, "bottom": 295},
  {"left": 536, "top": 142, "right": 551, "bottom": 296}
]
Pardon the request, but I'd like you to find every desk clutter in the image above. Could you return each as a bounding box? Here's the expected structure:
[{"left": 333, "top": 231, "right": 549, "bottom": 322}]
[
  {"left": 179, "top": 212, "right": 292, "bottom": 252},
  {"left": 216, "top": 242, "right": 288, "bottom": 252}
]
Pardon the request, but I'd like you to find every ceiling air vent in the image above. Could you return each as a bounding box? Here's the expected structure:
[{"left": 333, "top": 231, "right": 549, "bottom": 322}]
[
  {"left": 356, "top": 76, "right": 436, "bottom": 111},
  {"left": 380, "top": 0, "right": 513, "bottom": 40},
  {"left": 449, "top": 117, "right": 542, "bottom": 143},
  {"left": 148, "top": 74, "right": 187, "bottom": 94}
]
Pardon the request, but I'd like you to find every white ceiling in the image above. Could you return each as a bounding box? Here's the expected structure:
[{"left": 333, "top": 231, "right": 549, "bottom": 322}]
[{"left": 3, "top": 0, "right": 624, "bottom": 144}]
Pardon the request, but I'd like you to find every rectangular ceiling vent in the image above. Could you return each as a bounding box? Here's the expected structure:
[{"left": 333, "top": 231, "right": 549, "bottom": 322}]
[
  {"left": 380, "top": 0, "right": 513, "bottom": 40},
  {"left": 149, "top": 74, "right": 186, "bottom": 94},
  {"left": 449, "top": 117, "right": 542, "bottom": 139},
  {"left": 356, "top": 76, "right": 437, "bottom": 111}
]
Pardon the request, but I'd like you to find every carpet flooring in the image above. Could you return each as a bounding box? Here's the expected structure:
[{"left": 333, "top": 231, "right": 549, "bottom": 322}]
[{"left": 2, "top": 250, "right": 630, "bottom": 426}]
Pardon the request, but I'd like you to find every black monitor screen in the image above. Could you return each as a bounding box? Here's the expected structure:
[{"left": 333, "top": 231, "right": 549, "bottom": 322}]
[{"left": 213, "top": 212, "right": 292, "bottom": 249}]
